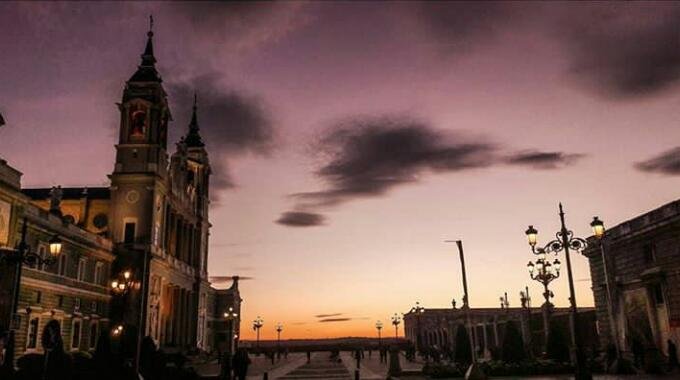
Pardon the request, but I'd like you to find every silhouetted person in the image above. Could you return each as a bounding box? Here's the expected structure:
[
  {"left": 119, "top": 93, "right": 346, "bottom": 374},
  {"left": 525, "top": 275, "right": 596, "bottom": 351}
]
[
  {"left": 232, "top": 348, "right": 251, "bottom": 380},
  {"left": 41, "top": 320, "right": 72, "bottom": 380},
  {"left": 220, "top": 351, "right": 232, "bottom": 380},
  {"left": 668, "top": 339, "right": 678, "bottom": 370},
  {"left": 632, "top": 338, "right": 644, "bottom": 368},
  {"left": 306, "top": 351, "right": 311, "bottom": 363},
  {"left": 139, "top": 336, "right": 159, "bottom": 380}
]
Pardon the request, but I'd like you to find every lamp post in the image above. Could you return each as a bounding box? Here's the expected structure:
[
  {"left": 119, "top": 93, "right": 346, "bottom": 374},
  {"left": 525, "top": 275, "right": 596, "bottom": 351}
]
[
  {"left": 527, "top": 251, "right": 560, "bottom": 343},
  {"left": 409, "top": 302, "right": 425, "bottom": 352},
  {"left": 499, "top": 292, "right": 509, "bottom": 311},
  {"left": 224, "top": 307, "right": 239, "bottom": 355},
  {"left": 275, "top": 322, "right": 283, "bottom": 350},
  {"left": 253, "top": 316, "right": 263, "bottom": 351},
  {"left": 525, "top": 203, "right": 592, "bottom": 380},
  {"left": 375, "top": 320, "right": 383, "bottom": 348},
  {"left": 444, "top": 239, "right": 486, "bottom": 380},
  {"left": 590, "top": 217, "right": 626, "bottom": 373},
  {"left": 391, "top": 313, "right": 401, "bottom": 340},
  {"left": 0, "top": 218, "right": 62, "bottom": 370},
  {"left": 110, "top": 269, "right": 134, "bottom": 295}
]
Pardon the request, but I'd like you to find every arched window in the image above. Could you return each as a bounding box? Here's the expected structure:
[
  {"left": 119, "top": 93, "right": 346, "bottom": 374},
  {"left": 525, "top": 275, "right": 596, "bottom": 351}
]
[{"left": 129, "top": 104, "right": 147, "bottom": 138}]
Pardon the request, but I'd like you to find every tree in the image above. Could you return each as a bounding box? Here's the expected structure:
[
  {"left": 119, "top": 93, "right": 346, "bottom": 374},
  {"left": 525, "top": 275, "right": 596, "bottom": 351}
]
[
  {"left": 546, "top": 324, "right": 569, "bottom": 363},
  {"left": 454, "top": 324, "right": 472, "bottom": 366},
  {"left": 501, "top": 320, "right": 526, "bottom": 363}
]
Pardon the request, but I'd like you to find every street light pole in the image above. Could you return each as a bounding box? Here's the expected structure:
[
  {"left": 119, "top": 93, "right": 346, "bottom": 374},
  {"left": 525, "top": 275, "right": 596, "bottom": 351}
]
[
  {"left": 391, "top": 313, "right": 401, "bottom": 340},
  {"left": 253, "top": 316, "right": 263, "bottom": 351},
  {"left": 590, "top": 217, "right": 628, "bottom": 373},
  {"left": 445, "top": 239, "right": 486, "bottom": 380},
  {"left": 276, "top": 322, "right": 283, "bottom": 350},
  {"left": 527, "top": 251, "right": 560, "bottom": 344},
  {"left": 0, "top": 217, "right": 63, "bottom": 371},
  {"left": 375, "top": 320, "right": 383, "bottom": 348},
  {"left": 525, "top": 203, "right": 592, "bottom": 380},
  {"left": 409, "top": 302, "right": 425, "bottom": 352}
]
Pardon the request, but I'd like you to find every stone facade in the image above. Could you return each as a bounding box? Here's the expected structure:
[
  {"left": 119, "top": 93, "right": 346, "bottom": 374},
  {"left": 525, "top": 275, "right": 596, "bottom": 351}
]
[
  {"left": 1, "top": 25, "right": 240, "bottom": 362},
  {"left": 583, "top": 199, "right": 680, "bottom": 357},
  {"left": 403, "top": 306, "right": 598, "bottom": 357},
  {"left": 207, "top": 277, "right": 242, "bottom": 354},
  {"left": 0, "top": 160, "right": 114, "bottom": 358}
]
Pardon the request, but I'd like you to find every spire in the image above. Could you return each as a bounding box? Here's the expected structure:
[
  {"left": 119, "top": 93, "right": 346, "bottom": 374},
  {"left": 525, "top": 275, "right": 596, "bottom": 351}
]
[
  {"left": 184, "top": 92, "right": 205, "bottom": 148},
  {"left": 129, "top": 15, "right": 161, "bottom": 82},
  {"left": 141, "top": 15, "right": 156, "bottom": 66}
]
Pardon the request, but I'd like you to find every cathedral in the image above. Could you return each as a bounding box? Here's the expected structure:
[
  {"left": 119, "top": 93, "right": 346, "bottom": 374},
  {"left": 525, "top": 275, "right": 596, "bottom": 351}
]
[{"left": 0, "top": 23, "right": 239, "bottom": 361}]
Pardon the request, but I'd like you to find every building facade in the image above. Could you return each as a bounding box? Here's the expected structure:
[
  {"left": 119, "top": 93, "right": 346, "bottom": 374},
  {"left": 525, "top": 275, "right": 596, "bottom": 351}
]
[
  {"left": 1, "top": 24, "right": 240, "bottom": 362},
  {"left": 0, "top": 161, "right": 115, "bottom": 359},
  {"left": 403, "top": 305, "right": 598, "bottom": 358},
  {"left": 583, "top": 200, "right": 680, "bottom": 358}
]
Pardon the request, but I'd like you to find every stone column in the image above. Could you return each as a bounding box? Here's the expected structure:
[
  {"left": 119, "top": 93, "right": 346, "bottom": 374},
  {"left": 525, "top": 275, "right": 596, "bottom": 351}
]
[
  {"left": 483, "top": 323, "right": 490, "bottom": 359},
  {"left": 493, "top": 316, "right": 500, "bottom": 347}
]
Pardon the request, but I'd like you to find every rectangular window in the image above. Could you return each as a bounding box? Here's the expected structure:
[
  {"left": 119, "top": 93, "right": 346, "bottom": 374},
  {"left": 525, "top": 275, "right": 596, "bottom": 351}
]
[
  {"left": 71, "top": 319, "right": 81, "bottom": 350},
  {"left": 26, "top": 317, "right": 39, "bottom": 349},
  {"left": 37, "top": 244, "right": 47, "bottom": 271},
  {"left": 58, "top": 253, "right": 67, "bottom": 276},
  {"left": 77, "top": 258, "right": 86, "bottom": 281},
  {"left": 91, "top": 301, "right": 98, "bottom": 313},
  {"left": 94, "top": 261, "right": 104, "bottom": 285},
  {"left": 643, "top": 243, "right": 656, "bottom": 264},
  {"left": 58, "top": 295, "right": 64, "bottom": 308},
  {"left": 124, "top": 222, "right": 136, "bottom": 244},
  {"left": 89, "top": 321, "right": 98, "bottom": 349},
  {"left": 35, "top": 291, "right": 41, "bottom": 304},
  {"left": 74, "top": 298, "right": 81, "bottom": 311}
]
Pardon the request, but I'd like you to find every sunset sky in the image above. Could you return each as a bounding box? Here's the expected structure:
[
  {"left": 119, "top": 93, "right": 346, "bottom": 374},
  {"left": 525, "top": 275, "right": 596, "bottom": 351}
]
[{"left": 3, "top": 2, "right": 680, "bottom": 340}]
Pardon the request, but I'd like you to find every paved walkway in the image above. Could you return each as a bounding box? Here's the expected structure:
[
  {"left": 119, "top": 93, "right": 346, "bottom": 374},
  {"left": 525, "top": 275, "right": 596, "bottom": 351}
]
[{"left": 277, "top": 352, "right": 352, "bottom": 379}]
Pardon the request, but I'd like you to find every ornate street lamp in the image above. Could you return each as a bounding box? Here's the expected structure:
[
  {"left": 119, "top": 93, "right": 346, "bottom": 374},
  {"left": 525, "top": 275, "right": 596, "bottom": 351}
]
[
  {"left": 275, "top": 322, "right": 283, "bottom": 349},
  {"left": 525, "top": 203, "right": 592, "bottom": 380},
  {"left": 391, "top": 313, "right": 401, "bottom": 340},
  {"left": 590, "top": 216, "right": 627, "bottom": 373},
  {"left": 409, "top": 302, "right": 425, "bottom": 351},
  {"left": 110, "top": 269, "right": 134, "bottom": 295},
  {"left": 0, "top": 218, "right": 63, "bottom": 370},
  {"left": 375, "top": 320, "right": 383, "bottom": 347},
  {"left": 253, "top": 316, "right": 264, "bottom": 350},
  {"left": 527, "top": 252, "right": 560, "bottom": 343},
  {"left": 499, "top": 292, "right": 510, "bottom": 310},
  {"left": 224, "top": 307, "right": 239, "bottom": 355}
]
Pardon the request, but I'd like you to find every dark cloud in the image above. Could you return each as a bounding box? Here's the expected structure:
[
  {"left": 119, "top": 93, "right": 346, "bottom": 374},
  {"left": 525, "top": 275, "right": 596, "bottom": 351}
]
[
  {"left": 561, "top": 5, "right": 680, "bottom": 98},
  {"left": 504, "top": 150, "right": 585, "bottom": 169},
  {"left": 413, "top": 1, "right": 518, "bottom": 52},
  {"left": 278, "top": 116, "right": 585, "bottom": 227},
  {"left": 169, "top": 74, "right": 274, "bottom": 191},
  {"left": 168, "top": 1, "right": 309, "bottom": 53},
  {"left": 314, "top": 313, "right": 343, "bottom": 318},
  {"left": 294, "top": 117, "right": 496, "bottom": 208},
  {"left": 635, "top": 147, "right": 680, "bottom": 175},
  {"left": 276, "top": 211, "right": 325, "bottom": 227},
  {"left": 412, "top": 3, "right": 680, "bottom": 98},
  {"left": 318, "top": 318, "right": 352, "bottom": 323}
]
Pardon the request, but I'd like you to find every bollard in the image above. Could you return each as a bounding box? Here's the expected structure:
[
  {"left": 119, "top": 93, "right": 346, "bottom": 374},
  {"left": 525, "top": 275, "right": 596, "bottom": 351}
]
[
  {"left": 263, "top": 371, "right": 269, "bottom": 380},
  {"left": 355, "top": 369, "right": 360, "bottom": 380}
]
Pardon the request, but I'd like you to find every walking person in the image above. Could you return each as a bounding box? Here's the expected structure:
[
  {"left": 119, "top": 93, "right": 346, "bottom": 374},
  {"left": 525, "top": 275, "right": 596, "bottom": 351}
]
[{"left": 232, "top": 348, "right": 251, "bottom": 380}]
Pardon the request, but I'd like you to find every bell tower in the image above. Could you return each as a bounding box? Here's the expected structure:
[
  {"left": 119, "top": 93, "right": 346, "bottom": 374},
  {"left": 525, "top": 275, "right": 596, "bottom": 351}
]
[
  {"left": 109, "top": 17, "right": 170, "bottom": 246},
  {"left": 113, "top": 16, "right": 171, "bottom": 177}
]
